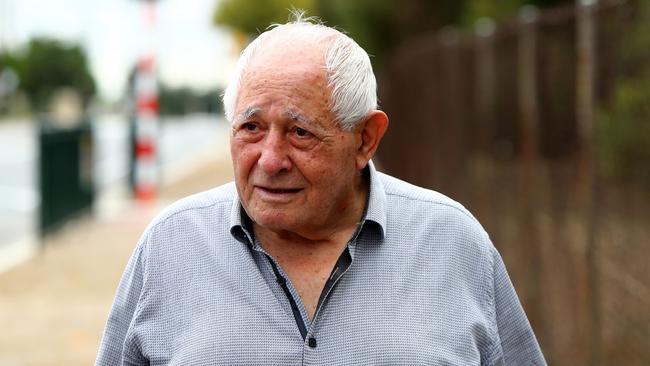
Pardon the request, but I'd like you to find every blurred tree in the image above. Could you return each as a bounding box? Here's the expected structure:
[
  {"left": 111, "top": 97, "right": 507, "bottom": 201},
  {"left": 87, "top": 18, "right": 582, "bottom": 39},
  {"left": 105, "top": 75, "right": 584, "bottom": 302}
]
[
  {"left": 15, "top": 38, "right": 96, "bottom": 111},
  {"left": 598, "top": 77, "right": 650, "bottom": 183},
  {"left": 159, "top": 84, "right": 223, "bottom": 116},
  {"left": 0, "top": 51, "right": 21, "bottom": 72},
  {"left": 212, "top": 0, "right": 465, "bottom": 69},
  {"left": 317, "top": 0, "right": 466, "bottom": 67},
  {"left": 214, "top": 0, "right": 316, "bottom": 36},
  {"left": 213, "top": 0, "right": 572, "bottom": 70},
  {"left": 0, "top": 52, "right": 21, "bottom": 115},
  {"left": 597, "top": 1, "right": 650, "bottom": 183},
  {"left": 461, "top": 0, "right": 572, "bottom": 26}
]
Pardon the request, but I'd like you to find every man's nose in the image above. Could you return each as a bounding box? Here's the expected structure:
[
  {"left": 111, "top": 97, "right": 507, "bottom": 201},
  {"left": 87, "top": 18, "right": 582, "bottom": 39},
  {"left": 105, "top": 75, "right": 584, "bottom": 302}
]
[{"left": 257, "top": 130, "right": 292, "bottom": 175}]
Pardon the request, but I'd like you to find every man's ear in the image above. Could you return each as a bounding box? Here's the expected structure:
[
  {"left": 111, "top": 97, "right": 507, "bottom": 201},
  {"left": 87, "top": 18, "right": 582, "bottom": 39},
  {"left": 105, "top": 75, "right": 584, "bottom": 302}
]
[{"left": 355, "top": 110, "right": 389, "bottom": 170}]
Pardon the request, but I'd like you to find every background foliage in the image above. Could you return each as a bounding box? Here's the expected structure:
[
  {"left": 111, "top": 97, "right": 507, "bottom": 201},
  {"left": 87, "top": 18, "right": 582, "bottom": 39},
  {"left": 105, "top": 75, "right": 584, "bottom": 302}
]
[
  {"left": 158, "top": 85, "right": 223, "bottom": 116},
  {"left": 213, "top": 0, "right": 572, "bottom": 69},
  {"left": 0, "top": 38, "right": 96, "bottom": 111},
  {"left": 597, "top": 0, "right": 650, "bottom": 183}
]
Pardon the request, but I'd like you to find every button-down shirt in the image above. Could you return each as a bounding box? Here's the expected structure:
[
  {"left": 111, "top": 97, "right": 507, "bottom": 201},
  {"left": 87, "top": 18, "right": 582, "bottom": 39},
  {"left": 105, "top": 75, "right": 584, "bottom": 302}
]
[{"left": 96, "top": 162, "right": 546, "bottom": 365}]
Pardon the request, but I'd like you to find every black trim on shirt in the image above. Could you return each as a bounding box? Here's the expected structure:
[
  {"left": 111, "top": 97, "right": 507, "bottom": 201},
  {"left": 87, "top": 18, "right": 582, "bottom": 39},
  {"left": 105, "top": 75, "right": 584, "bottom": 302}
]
[{"left": 265, "top": 255, "right": 309, "bottom": 340}]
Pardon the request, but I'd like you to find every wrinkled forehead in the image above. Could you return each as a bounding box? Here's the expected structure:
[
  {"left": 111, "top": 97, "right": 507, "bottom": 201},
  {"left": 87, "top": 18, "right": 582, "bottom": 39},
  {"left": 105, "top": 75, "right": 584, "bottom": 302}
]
[
  {"left": 233, "top": 28, "right": 340, "bottom": 123},
  {"left": 240, "top": 62, "right": 326, "bottom": 90},
  {"left": 238, "top": 38, "right": 332, "bottom": 105},
  {"left": 235, "top": 64, "right": 334, "bottom": 124}
]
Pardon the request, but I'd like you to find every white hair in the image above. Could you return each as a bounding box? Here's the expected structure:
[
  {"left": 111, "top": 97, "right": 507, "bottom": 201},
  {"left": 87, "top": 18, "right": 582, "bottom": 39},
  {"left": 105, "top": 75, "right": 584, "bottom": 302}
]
[{"left": 222, "top": 12, "right": 377, "bottom": 131}]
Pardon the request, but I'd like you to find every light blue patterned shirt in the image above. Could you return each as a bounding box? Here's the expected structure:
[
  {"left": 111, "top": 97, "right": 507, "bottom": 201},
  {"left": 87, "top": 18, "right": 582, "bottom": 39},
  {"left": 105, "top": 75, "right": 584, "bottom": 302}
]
[{"left": 96, "top": 161, "right": 546, "bottom": 365}]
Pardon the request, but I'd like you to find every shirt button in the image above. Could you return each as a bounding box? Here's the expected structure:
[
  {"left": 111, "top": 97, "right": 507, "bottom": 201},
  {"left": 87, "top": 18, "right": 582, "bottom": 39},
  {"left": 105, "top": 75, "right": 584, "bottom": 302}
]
[
  {"left": 276, "top": 277, "right": 286, "bottom": 285},
  {"left": 308, "top": 337, "right": 317, "bottom": 348}
]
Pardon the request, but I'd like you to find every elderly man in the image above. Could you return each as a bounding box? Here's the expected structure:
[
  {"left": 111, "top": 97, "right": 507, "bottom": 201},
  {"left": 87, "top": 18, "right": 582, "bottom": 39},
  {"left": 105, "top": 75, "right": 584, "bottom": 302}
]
[{"left": 96, "top": 15, "right": 545, "bottom": 366}]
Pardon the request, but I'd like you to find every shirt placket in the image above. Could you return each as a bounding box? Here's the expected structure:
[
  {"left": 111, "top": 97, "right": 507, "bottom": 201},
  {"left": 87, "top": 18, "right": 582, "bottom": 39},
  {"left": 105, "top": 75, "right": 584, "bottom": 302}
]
[
  {"left": 236, "top": 210, "right": 367, "bottom": 364},
  {"left": 256, "top": 241, "right": 355, "bottom": 352}
]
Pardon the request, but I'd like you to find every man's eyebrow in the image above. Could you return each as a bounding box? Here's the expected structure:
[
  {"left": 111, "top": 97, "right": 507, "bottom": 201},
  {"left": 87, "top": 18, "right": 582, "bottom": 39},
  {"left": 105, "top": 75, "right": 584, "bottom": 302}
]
[
  {"left": 285, "top": 110, "right": 313, "bottom": 125},
  {"left": 236, "top": 107, "right": 261, "bottom": 122}
]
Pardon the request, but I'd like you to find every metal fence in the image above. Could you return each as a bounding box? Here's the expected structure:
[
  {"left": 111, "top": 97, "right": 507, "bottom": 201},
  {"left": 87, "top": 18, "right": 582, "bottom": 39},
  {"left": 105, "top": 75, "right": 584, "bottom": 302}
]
[{"left": 377, "top": 0, "right": 649, "bottom": 365}]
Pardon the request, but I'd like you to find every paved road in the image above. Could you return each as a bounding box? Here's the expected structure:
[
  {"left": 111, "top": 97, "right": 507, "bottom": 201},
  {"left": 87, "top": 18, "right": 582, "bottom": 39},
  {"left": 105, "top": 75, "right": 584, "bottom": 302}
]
[{"left": 0, "top": 113, "right": 229, "bottom": 252}]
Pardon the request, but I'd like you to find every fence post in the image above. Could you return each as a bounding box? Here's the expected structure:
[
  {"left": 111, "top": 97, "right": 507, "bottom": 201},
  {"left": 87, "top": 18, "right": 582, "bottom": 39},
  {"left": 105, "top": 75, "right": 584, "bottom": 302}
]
[
  {"left": 475, "top": 18, "right": 496, "bottom": 154},
  {"left": 438, "top": 27, "right": 466, "bottom": 199},
  {"left": 517, "top": 3, "right": 546, "bottom": 348},
  {"left": 576, "top": 0, "right": 600, "bottom": 364},
  {"left": 518, "top": 6, "right": 540, "bottom": 162},
  {"left": 473, "top": 18, "right": 497, "bottom": 234}
]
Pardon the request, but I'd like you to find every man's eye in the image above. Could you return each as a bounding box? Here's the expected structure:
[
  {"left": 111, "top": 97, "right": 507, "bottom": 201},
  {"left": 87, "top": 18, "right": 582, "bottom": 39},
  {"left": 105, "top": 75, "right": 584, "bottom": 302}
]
[
  {"left": 243, "top": 123, "right": 258, "bottom": 131},
  {"left": 295, "top": 127, "right": 311, "bottom": 137}
]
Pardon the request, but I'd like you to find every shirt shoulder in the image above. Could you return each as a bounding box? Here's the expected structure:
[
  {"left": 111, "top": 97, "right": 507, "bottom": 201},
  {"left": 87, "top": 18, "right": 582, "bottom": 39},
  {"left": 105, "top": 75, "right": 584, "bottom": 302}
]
[
  {"left": 377, "top": 171, "right": 488, "bottom": 239},
  {"left": 375, "top": 171, "right": 496, "bottom": 290},
  {"left": 144, "top": 182, "right": 237, "bottom": 233},
  {"left": 371, "top": 172, "right": 507, "bottom": 363},
  {"left": 128, "top": 181, "right": 241, "bottom": 302}
]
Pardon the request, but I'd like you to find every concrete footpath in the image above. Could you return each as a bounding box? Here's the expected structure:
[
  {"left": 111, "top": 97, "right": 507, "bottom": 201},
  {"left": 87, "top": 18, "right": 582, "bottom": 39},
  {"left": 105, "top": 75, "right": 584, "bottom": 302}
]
[{"left": 0, "top": 147, "right": 234, "bottom": 366}]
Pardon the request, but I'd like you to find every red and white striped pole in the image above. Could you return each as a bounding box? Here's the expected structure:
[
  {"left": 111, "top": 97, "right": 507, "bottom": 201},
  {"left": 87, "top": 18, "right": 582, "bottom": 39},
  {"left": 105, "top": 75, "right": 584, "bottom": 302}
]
[
  {"left": 133, "top": 0, "right": 158, "bottom": 203},
  {"left": 134, "top": 55, "right": 158, "bottom": 202}
]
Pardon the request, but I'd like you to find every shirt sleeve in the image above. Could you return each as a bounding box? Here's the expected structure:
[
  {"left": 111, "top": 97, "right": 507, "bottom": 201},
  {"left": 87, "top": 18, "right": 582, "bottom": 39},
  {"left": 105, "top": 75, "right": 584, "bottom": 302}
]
[
  {"left": 489, "top": 246, "right": 547, "bottom": 366},
  {"left": 95, "top": 239, "right": 148, "bottom": 366}
]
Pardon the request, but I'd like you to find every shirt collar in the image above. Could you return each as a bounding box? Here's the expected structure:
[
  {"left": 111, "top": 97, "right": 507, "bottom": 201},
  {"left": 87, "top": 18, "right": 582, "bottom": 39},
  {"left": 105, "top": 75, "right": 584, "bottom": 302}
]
[
  {"left": 229, "top": 159, "right": 387, "bottom": 243},
  {"left": 362, "top": 160, "right": 387, "bottom": 237},
  {"left": 229, "top": 191, "right": 253, "bottom": 245}
]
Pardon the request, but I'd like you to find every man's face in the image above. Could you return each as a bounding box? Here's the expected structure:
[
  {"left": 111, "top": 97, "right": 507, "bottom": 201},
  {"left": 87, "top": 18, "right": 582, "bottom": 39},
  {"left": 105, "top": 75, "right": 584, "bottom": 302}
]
[{"left": 230, "top": 52, "right": 364, "bottom": 236}]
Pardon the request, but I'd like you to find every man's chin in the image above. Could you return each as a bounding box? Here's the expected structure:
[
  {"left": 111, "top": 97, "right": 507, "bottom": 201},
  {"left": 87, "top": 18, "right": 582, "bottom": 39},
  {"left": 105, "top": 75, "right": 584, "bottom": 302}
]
[{"left": 249, "top": 211, "right": 300, "bottom": 232}]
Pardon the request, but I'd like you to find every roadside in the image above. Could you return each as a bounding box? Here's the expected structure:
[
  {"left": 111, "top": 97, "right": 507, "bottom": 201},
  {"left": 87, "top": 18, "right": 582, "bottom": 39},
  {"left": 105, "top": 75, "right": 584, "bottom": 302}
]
[
  {"left": 0, "top": 113, "right": 229, "bottom": 273},
  {"left": 0, "top": 143, "right": 233, "bottom": 366}
]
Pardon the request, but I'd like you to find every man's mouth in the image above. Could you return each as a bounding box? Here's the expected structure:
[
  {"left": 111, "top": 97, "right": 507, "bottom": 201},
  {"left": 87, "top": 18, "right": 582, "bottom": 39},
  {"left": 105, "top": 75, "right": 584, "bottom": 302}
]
[
  {"left": 261, "top": 188, "right": 302, "bottom": 194},
  {"left": 254, "top": 186, "right": 303, "bottom": 203}
]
